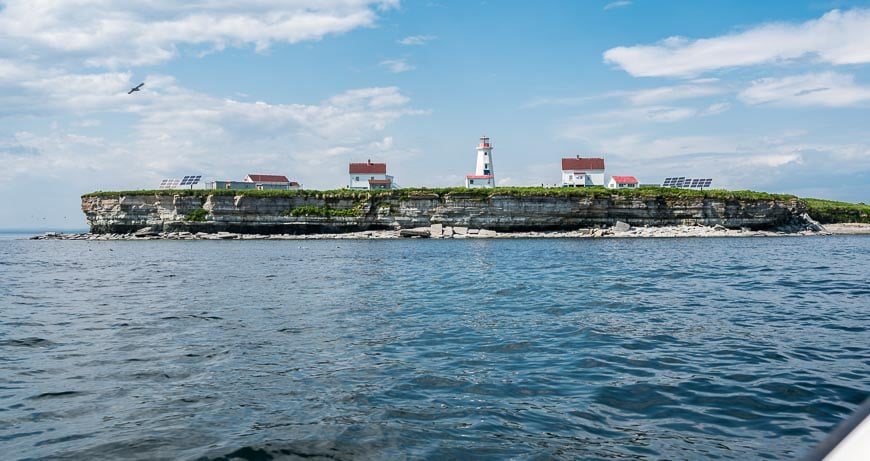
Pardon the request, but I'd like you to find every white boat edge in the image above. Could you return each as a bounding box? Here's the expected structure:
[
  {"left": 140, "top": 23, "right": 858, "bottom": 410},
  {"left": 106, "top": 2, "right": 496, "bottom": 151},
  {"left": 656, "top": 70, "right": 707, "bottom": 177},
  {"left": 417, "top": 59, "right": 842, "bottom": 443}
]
[{"left": 803, "top": 398, "right": 870, "bottom": 461}]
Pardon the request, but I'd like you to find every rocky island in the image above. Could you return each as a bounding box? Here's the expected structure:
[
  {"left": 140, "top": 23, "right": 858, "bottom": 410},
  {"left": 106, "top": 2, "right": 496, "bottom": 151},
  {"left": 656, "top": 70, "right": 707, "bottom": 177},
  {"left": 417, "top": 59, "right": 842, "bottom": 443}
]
[{"left": 66, "top": 187, "right": 868, "bottom": 240}]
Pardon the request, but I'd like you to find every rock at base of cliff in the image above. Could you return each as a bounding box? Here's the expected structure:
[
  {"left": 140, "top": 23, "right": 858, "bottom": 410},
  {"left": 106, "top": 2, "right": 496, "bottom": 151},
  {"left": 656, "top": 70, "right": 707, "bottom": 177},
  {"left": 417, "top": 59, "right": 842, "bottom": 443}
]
[
  {"left": 799, "top": 213, "right": 826, "bottom": 232},
  {"left": 134, "top": 227, "right": 160, "bottom": 237},
  {"left": 430, "top": 223, "right": 443, "bottom": 237},
  {"left": 399, "top": 228, "right": 431, "bottom": 238},
  {"left": 613, "top": 221, "right": 631, "bottom": 232}
]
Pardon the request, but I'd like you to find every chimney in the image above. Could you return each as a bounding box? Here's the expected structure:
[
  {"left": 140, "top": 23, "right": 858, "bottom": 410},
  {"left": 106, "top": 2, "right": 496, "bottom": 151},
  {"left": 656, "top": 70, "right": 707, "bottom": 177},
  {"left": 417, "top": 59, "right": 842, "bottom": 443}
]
[{"left": 577, "top": 155, "right": 580, "bottom": 159}]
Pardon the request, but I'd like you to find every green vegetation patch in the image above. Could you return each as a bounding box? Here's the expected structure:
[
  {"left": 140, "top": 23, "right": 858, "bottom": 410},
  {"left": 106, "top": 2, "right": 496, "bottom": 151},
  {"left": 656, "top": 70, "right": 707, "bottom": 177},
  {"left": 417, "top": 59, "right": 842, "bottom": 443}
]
[
  {"left": 803, "top": 198, "right": 870, "bottom": 224},
  {"left": 282, "top": 205, "right": 360, "bottom": 218},
  {"left": 83, "top": 186, "right": 798, "bottom": 202},
  {"left": 185, "top": 208, "right": 208, "bottom": 222}
]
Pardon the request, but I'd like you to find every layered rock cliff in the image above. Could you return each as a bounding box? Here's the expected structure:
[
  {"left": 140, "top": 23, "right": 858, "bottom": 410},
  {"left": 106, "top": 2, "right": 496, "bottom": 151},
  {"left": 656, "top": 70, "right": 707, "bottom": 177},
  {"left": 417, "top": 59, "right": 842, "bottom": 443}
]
[{"left": 81, "top": 189, "right": 806, "bottom": 234}]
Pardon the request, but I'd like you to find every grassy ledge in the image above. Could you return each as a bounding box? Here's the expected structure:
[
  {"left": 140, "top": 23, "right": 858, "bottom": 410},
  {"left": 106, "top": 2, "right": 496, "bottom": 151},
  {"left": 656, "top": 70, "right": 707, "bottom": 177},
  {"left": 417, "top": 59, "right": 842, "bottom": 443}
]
[
  {"left": 803, "top": 198, "right": 870, "bottom": 224},
  {"left": 82, "top": 186, "right": 798, "bottom": 201}
]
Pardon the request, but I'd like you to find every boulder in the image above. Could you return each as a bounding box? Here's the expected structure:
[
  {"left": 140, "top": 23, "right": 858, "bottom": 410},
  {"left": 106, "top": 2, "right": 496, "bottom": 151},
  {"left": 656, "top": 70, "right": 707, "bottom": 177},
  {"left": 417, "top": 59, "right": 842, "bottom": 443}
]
[
  {"left": 430, "top": 223, "right": 443, "bottom": 236},
  {"left": 799, "top": 213, "right": 826, "bottom": 232},
  {"left": 613, "top": 221, "right": 631, "bottom": 232},
  {"left": 713, "top": 224, "right": 728, "bottom": 231},
  {"left": 453, "top": 226, "right": 468, "bottom": 235},
  {"left": 399, "top": 229, "right": 431, "bottom": 238},
  {"left": 134, "top": 227, "right": 160, "bottom": 237}
]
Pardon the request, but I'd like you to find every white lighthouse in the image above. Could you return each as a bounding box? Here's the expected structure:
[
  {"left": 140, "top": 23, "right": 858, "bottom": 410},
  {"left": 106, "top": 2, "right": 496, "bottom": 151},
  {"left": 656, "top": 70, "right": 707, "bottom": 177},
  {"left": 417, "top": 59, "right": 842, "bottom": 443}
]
[{"left": 465, "top": 136, "right": 495, "bottom": 188}]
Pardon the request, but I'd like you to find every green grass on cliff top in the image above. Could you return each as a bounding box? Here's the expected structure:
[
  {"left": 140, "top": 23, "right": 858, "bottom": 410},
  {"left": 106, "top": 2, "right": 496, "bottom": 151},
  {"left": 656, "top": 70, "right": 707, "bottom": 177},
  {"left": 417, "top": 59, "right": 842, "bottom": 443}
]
[
  {"left": 802, "top": 198, "right": 870, "bottom": 224},
  {"left": 82, "top": 186, "right": 797, "bottom": 201}
]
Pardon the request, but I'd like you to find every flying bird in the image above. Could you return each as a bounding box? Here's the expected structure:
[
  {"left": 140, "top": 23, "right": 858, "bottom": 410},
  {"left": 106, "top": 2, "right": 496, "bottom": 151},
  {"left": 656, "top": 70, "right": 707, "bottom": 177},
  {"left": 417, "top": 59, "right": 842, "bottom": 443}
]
[{"left": 127, "top": 83, "right": 144, "bottom": 94}]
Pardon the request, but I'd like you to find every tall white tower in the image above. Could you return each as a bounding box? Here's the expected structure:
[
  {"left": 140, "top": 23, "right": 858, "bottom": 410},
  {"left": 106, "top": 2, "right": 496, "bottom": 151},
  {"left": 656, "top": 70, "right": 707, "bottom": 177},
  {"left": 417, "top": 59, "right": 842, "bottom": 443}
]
[{"left": 465, "top": 136, "right": 495, "bottom": 188}]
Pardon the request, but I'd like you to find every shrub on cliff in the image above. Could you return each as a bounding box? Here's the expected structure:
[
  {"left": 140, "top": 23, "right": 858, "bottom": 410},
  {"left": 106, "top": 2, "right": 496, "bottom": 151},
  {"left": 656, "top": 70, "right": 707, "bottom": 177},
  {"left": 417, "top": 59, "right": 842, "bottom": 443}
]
[{"left": 185, "top": 208, "right": 208, "bottom": 222}]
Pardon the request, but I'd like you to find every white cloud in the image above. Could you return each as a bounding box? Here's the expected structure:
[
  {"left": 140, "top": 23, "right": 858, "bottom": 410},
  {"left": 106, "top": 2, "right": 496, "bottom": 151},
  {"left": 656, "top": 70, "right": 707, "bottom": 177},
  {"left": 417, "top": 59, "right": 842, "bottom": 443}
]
[
  {"left": 380, "top": 58, "right": 415, "bottom": 73},
  {"left": 603, "top": 8, "right": 870, "bottom": 77},
  {"left": 0, "top": 76, "right": 424, "bottom": 190},
  {"left": 604, "top": 1, "right": 632, "bottom": 11},
  {"left": 0, "top": 1, "right": 398, "bottom": 68},
  {"left": 398, "top": 34, "right": 436, "bottom": 45},
  {"left": 739, "top": 72, "right": 870, "bottom": 107},
  {"left": 623, "top": 83, "right": 727, "bottom": 105},
  {"left": 702, "top": 102, "right": 730, "bottom": 116},
  {"left": 527, "top": 82, "right": 726, "bottom": 108}
]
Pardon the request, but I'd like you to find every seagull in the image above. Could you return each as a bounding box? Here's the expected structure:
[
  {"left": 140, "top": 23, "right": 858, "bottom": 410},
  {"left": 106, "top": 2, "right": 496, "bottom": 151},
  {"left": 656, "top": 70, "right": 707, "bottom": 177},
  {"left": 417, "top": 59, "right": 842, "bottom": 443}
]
[{"left": 127, "top": 83, "right": 144, "bottom": 94}]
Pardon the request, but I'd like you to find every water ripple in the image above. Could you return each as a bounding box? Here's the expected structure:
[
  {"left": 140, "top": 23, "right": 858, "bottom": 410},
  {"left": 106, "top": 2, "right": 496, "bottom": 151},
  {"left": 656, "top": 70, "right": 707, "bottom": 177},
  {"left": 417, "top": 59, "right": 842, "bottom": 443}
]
[{"left": 0, "top": 236, "right": 868, "bottom": 460}]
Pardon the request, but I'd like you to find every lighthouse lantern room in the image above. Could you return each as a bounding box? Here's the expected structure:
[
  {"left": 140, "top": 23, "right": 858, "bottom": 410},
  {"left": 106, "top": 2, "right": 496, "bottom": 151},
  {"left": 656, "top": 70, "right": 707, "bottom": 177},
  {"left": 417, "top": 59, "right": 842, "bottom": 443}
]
[{"left": 465, "top": 136, "right": 495, "bottom": 188}]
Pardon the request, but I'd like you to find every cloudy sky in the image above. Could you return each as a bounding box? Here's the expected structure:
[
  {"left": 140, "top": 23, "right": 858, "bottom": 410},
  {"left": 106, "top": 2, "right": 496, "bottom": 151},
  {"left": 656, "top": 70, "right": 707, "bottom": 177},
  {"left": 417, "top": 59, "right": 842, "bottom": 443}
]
[{"left": 1, "top": 0, "right": 869, "bottom": 229}]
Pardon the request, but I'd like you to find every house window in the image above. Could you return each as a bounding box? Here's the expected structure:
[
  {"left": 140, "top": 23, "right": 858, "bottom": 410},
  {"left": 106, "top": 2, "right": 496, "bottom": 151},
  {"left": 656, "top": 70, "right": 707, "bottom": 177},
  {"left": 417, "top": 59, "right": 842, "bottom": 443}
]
[
  {"left": 355, "top": 176, "right": 359, "bottom": 181},
  {"left": 470, "top": 180, "right": 474, "bottom": 184}
]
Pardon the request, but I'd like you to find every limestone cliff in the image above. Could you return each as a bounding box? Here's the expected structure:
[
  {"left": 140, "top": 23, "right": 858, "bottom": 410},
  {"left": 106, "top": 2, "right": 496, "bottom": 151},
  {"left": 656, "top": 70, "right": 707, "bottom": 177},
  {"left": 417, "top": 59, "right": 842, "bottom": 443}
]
[{"left": 81, "top": 189, "right": 806, "bottom": 234}]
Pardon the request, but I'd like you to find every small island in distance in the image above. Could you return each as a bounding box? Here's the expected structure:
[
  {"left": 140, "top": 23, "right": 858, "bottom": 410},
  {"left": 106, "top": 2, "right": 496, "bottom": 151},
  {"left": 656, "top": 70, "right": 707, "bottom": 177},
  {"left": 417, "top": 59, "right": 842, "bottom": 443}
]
[{"left": 33, "top": 186, "right": 868, "bottom": 240}]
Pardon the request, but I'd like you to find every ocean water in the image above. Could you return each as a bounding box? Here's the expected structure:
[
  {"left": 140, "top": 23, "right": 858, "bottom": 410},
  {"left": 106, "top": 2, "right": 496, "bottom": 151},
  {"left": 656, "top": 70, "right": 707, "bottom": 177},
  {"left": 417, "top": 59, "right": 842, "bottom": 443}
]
[{"left": 1, "top": 235, "right": 868, "bottom": 460}]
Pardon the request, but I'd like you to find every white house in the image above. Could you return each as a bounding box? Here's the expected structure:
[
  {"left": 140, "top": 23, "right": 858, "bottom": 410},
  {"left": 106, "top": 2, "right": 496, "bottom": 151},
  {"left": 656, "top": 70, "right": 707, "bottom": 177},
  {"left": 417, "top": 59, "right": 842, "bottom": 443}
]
[
  {"left": 465, "top": 136, "right": 495, "bottom": 188},
  {"left": 349, "top": 160, "right": 395, "bottom": 190},
  {"left": 211, "top": 174, "right": 301, "bottom": 190},
  {"left": 607, "top": 176, "right": 639, "bottom": 189},
  {"left": 244, "top": 174, "right": 301, "bottom": 189},
  {"left": 561, "top": 156, "right": 605, "bottom": 186}
]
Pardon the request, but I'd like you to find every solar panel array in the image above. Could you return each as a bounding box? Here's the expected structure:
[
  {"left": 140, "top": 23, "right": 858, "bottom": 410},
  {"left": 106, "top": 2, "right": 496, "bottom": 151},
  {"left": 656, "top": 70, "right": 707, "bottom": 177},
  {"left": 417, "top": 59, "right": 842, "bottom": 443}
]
[
  {"left": 159, "top": 178, "right": 181, "bottom": 189},
  {"left": 180, "top": 175, "right": 202, "bottom": 186},
  {"left": 662, "top": 177, "right": 713, "bottom": 189}
]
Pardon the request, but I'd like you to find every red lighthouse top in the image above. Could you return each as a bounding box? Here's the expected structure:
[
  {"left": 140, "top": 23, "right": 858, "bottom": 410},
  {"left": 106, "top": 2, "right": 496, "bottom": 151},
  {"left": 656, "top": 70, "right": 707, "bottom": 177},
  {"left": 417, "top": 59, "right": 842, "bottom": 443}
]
[{"left": 478, "top": 136, "right": 491, "bottom": 148}]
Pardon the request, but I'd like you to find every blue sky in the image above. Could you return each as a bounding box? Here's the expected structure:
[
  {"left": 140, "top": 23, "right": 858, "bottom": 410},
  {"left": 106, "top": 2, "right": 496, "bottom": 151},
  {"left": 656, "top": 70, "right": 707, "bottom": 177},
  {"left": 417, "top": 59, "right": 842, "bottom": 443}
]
[{"left": 1, "top": 0, "right": 869, "bottom": 229}]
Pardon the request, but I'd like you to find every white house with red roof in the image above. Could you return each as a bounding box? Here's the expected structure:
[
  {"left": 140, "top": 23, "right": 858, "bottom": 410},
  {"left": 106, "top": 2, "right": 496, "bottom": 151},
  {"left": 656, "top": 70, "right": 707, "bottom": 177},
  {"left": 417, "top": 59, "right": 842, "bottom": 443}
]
[
  {"left": 561, "top": 156, "right": 605, "bottom": 187},
  {"left": 211, "top": 173, "right": 301, "bottom": 190},
  {"left": 465, "top": 136, "right": 495, "bottom": 188},
  {"left": 607, "top": 176, "right": 639, "bottom": 189},
  {"left": 349, "top": 160, "right": 395, "bottom": 190}
]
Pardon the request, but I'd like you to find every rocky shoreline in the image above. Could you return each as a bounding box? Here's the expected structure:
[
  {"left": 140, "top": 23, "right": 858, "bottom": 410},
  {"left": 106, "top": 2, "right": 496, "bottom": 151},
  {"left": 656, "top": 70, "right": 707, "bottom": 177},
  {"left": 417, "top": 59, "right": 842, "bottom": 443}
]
[{"left": 30, "top": 222, "right": 870, "bottom": 241}]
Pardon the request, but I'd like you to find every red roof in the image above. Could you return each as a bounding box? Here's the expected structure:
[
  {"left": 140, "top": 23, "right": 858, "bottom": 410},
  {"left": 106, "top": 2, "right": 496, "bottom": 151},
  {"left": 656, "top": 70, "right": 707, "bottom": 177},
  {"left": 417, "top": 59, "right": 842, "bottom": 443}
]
[
  {"left": 245, "top": 174, "right": 290, "bottom": 183},
  {"left": 368, "top": 179, "right": 392, "bottom": 185},
  {"left": 562, "top": 157, "right": 605, "bottom": 171},
  {"left": 349, "top": 161, "right": 387, "bottom": 174},
  {"left": 611, "top": 176, "right": 638, "bottom": 184},
  {"left": 466, "top": 175, "right": 494, "bottom": 179}
]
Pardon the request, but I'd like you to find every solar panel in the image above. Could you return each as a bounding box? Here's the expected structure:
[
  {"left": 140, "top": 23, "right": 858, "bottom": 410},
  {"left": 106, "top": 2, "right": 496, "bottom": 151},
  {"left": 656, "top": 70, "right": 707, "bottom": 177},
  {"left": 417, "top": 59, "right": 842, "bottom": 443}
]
[
  {"left": 179, "top": 175, "right": 202, "bottom": 186},
  {"left": 662, "top": 177, "right": 679, "bottom": 187},
  {"left": 662, "top": 176, "right": 714, "bottom": 189},
  {"left": 159, "top": 178, "right": 181, "bottom": 189}
]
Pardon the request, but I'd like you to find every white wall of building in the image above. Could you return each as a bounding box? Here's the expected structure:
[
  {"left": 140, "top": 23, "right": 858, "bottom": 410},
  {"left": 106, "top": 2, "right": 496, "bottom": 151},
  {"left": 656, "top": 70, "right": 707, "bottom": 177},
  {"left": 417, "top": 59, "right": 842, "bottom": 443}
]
[
  {"left": 349, "top": 173, "right": 392, "bottom": 190},
  {"left": 562, "top": 170, "right": 604, "bottom": 186}
]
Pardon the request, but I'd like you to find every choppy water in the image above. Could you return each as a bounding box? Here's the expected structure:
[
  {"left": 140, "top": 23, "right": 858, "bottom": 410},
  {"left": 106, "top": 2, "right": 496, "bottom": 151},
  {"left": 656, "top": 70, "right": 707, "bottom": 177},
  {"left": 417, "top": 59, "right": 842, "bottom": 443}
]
[{"left": 1, "top": 234, "right": 868, "bottom": 460}]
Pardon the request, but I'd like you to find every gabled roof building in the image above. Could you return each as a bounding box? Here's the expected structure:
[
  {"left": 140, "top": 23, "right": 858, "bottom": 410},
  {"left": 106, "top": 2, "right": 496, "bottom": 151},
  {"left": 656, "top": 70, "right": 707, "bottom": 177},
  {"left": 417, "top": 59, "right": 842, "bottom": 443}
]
[
  {"left": 211, "top": 173, "right": 301, "bottom": 190},
  {"left": 561, "top": 156, "right": 605, "bottom": 187},
  {"left": 349, "top": 160, "right": 396, "bottom": 190},
  {"left": 607, "top": 175, "right": 639, "bottom": 189}
]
